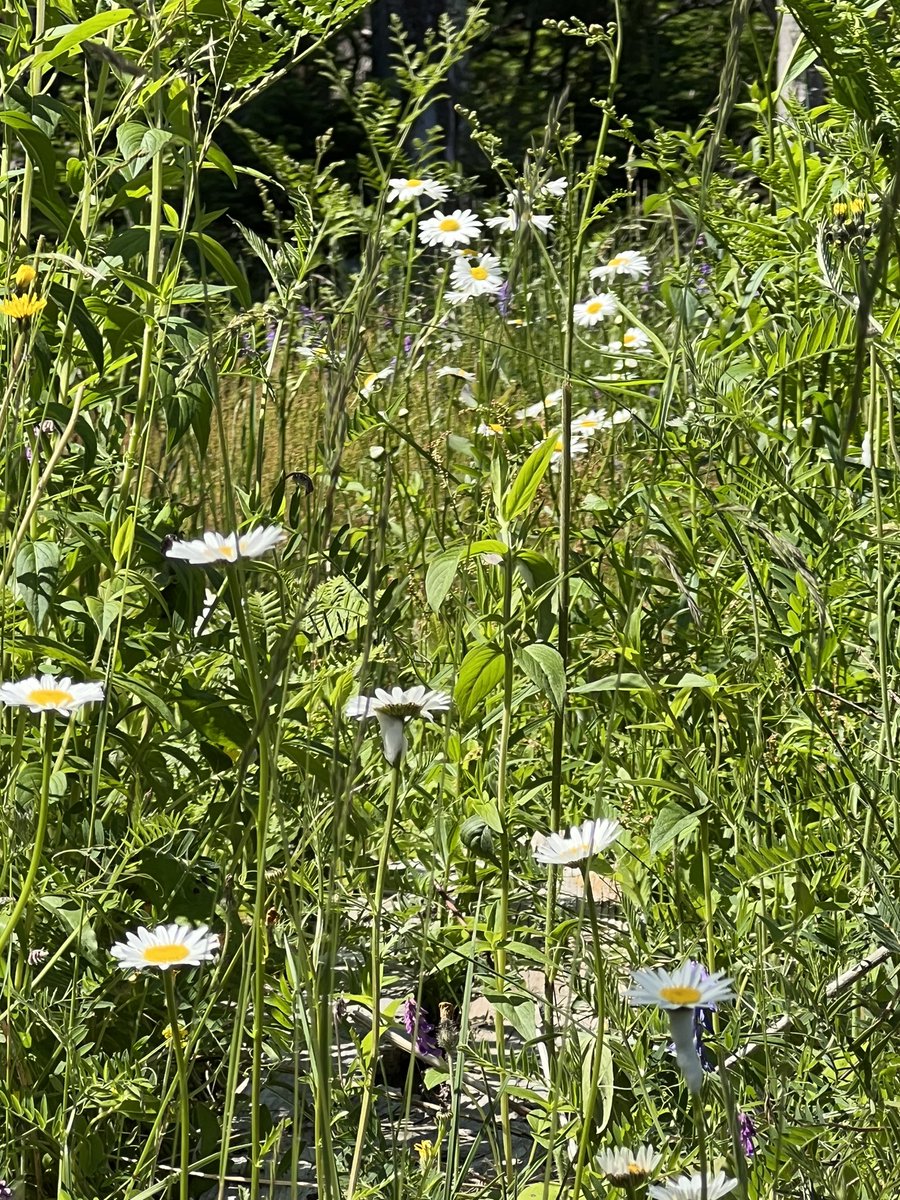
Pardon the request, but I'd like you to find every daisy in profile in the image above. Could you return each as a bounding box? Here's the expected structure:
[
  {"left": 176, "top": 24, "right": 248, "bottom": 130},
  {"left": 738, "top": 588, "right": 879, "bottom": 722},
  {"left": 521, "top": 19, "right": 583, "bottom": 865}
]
[
  {"left": 450, "top": 252, "right": 504, "bottom": 298},
  {"left": 111, "top": 923, "right": 219, "bottom": 972},
  {"left": 0, "top": 674, "right": 104, "bottom": 715},
  {"left": 346, "top": 685, "right": 451, "bottom": 766},
  {"left": 165, "top": 525, "right": 285, "bottom": 565},
  {"left": 596, "top": 1144, "right": 661, "bottom": 1186},
  {"left": 486, "top": 207, "right": 553, "bottom": 234},
  {"left": 477, "top": 422, "right": 505, "bottom": 437},
  {"left": 1, "top": 294, "right": 47, "bottom": 323},
  {"left": 516, "top": 389, "right": 562, "bottom": 421},
  {"left": 593, "top": 250, "right": 651, "bottom": 281},
  {"left": 649, "top": 1172, "right": 737, "bottom": 1200},
  {"left": 541, "top": 177, "right": 568, "bottom": 198},
  {"left": 550, "top": 434, "right": 589, "bottom": 467},
  {"left": 387, "top": 177, "right": 449, "bottom": 204},
  {"left": 419, "top": 209, "right": 482, "bottom": 248},
  {"left": 628, "top": 962, "right": 735, "bottom": 1093},
  {"left": 573, "top": 293, "right": 618, "bottom": 327},
  {"left": 610, "top": 327, "right": 650, "bottom": 354},
  {"left": 533, "top": 817, "right": 621, "bottom": 866}
]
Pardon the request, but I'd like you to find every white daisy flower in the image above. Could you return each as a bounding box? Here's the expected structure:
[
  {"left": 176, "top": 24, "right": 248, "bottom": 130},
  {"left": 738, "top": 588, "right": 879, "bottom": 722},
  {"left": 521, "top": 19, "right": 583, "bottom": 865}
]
[
  {"left": 436, "top": 366, "right": 476, "bottom": 381},
  {"left": 360, "top": 364, "right": 395, "bottom": 399},
  {"left": 346, "top": 685, "right": 451, "bottom": 766},
  {"left": 649, "top": 1172, "right": 738, "bottom": 1200},
  {"left": 516, "top": 389, "right": 562, "bottom": 421},
  {"left": 0, "top": 674, "right": 104, "bottom": 715},
  {"left": 593, "top": 249, "right": 651, "bottom": 280},
  {"left": 533, "top": 817, "right": 621, "bottom": 865},
  {"left": 541, "top": 177, "right": 569, "bottom": 198},
  {"left": 387, "top": 177, "right": 449, "bottom": 204},
  {"left": 572, "top": 410, "right": 615, "bottom": 438},
  {"left": 628, "top": 962, "right": 734, "bottom": 1010},
  {"left": 550, "top": 435, "right": 589, "bottom": 468},
  {"left": 611, "top": 326, "right": 650, "bottom": 353},
  {"left": 450, "top": 252, "right": 504, "bottom": 298},
  {"left": 477, "top": 422, "right": 505, "bottom": 436},
  {"left": 573, "top": 293, "right": 618, "bottom": 327},
  {"left": 419, "top": 209, "right": 482, "bottom": 248},
  {"left": 110, "top": 923, "right": 219, "bottom": 972},
  {"left": 165, "top": 525, "right": 285, "bottom": 566},
  {"left": 485, "top": 209, "right": 554, "bottom": 234},
  {"left": 629, "top": 962, "right": 734, "bottom": 1093},
  {"left": 596, "top": 1144, "right": 662, "bottom": 1185}
]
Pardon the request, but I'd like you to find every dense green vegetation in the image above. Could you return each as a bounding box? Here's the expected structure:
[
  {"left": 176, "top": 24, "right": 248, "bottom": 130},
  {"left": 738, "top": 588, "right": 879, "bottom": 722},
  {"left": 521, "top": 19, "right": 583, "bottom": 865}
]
[{"left": 3, "top": 2, "right": 900, "bottom": 1199}]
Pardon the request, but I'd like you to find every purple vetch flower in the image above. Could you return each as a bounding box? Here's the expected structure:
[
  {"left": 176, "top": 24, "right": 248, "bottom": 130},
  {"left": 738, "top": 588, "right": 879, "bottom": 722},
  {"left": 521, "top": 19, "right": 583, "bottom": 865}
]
[
  {"left": 699, "top": 262, "right": 712, "bottom": 277},
  {"left": 403, "top": 334, "right": 413, "bottom": 355},
  {"left": 695, "top": 233, "right": 706, "bottom": 248},
  {"left": 737, "top": 1112, "right": 756, "bottom": 1158},
  {"left": 401, "top": 996, "right": 439, "bottom": 1056},
  {"left": 497, "top": 279, "right": 512, "bottom": 317}
]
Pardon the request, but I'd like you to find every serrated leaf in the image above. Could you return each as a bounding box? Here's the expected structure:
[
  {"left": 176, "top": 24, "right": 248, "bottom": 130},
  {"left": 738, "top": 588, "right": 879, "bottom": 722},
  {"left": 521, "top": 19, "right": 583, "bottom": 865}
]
[
  {"left": 501, "top": 433, "right": 557, "bottom": 521},
  {"left": 454, "top": 643, "right": 504, "bottom": 721},
  {"left": 516, "top": 643, "right": 566, "bottom": 713}
]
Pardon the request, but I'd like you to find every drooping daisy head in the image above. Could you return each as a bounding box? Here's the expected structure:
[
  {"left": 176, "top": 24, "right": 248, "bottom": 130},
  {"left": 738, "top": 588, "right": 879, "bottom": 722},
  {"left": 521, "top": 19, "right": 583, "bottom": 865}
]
[
  {"left": 110, "top": 923, "right": 219, "bottom": 973},
  {"left": 165, "top": 525, "right": 285, "bottom": 566},
  {"left": 649, "top": 1172, "right": 738, "bottom": 1200},
  {"left": 595, "top": 249, "right": 651, "bottom": 280},
  {"left": 628, "top": 961, "right": 735, "bottom": 1010},
  {"left": 533, "top": 817, "right": 622, "bottom": 866},
  {"left": 450, "top": 252, "right": 504, "bottom": 298},
  {"left": 1, "top": 294, "right": 47, "bottom": 323},
  {"left": 346, "top": 685, "right": 451, "bottom": 767},
  {"left": 0, "top": 674, "right": 104, "bottom": 715},
  {"left": 387, "top": 177, "right": 449, "bottom": 204},
  {"left": 596, "top": 1144, "right": 662, "bottom": 1186},
  {"left": 346, "top": 685, "right": 451, "bottom": 723},
  {"left": 573, "top": 293, "right": 618, "bottom": 327},
  {"left": 419, "top": 209, "right": 483, "bottom": 248}
]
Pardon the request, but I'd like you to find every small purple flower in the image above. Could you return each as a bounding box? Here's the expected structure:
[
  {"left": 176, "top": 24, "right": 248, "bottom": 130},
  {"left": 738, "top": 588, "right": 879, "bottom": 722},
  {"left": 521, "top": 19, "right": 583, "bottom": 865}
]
[
  {"left": 737, "top": 1111, "right": 756, "bottom": 1157},
  {"left": 640, "top": 280, "right": 652, "bottom": 293},
  {"left": 497, "top": 280, "right": 512, "bottom": 317},
  {"left": 265, "top": 323, "right": 278, "bottom": 352},
  {"left": 403, "top": 334, "right": 413, "bottom": 355},
  {"left": 0, "top": 1180, "right": 12, "bottom": 1200},
  {"left": 695, "top": 233, "right": 706, "bottom": 248},
  {"left": 401, "top": 996, "right": 439, "bottom": 1056},
  {"left": 699, "top": 262, "right": 712, "bottom": 277}
]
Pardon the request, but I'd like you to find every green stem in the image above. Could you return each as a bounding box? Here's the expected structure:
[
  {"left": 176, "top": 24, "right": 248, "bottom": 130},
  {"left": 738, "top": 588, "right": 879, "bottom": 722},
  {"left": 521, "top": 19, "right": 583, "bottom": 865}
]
[
  {"left": 693, "top": 1092, "right": 708, "bottom": 1200},
  {"left": 345, "top": 762, "right": 401, "bottom": 1200},
  {"left": 570, "top": 875, "right": 607, "bottom": 1200},
  {"left": 164, "top": 972, "right": 190, "bottom": 1200},
  {"left": 0, "top": 712, "right": 53, "bottom": 966}
]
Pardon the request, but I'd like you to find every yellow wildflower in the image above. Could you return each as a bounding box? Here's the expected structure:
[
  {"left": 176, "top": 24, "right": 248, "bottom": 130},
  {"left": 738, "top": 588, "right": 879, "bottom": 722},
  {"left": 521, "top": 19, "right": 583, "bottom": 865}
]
[
  {"left": 14, "top": 264, "right": 36, "bottom": 291},
  {"left": 1, "top": 294, "right": 47, "bottom": 323}
]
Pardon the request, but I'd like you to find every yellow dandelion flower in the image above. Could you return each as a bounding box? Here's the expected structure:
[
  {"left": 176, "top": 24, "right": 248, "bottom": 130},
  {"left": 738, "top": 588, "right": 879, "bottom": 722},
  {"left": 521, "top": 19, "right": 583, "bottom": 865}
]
[
  {"left": 1, "top": 294, "right": 47, "bottom": 323},
  {"left": 849, "top": 197, "right": 866, "bottom": 217},
  {"left": 831, "top": 201, "right": 848, "bottom": 220},
  {"left": 14, "top": 265, "right": 37, "bottom": 291}
]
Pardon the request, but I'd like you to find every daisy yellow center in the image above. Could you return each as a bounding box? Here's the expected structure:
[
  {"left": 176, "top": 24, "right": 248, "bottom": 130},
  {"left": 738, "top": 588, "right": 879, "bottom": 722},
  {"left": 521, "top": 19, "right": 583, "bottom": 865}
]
[
  {"left": 623, "top": 332, "right": 637, "bottom": 345},
  {"left": 406, "top": 178, "right": 422, "bottom": 188},
  {"left": 488, "top": 423, "right": 503, "bottom": 433},
  {"left": 439, "top": 217, "right": 460, "bottom": 232},
  {"left": 142, "top": 942, "right": 190, "bottom": 965},
  {"left": 659, "top": 985, "right": 702, "bottom": 1006},
  {"left": 586, "top": 301, "right": 604, "bottom": 314},
  {"left": 219, "top": 544, "right": 236, "bottom": 559},
  {"left": 579, "top": 418, "right": 600, "bottom": 429},
  {"left": 470, "top": 266, "right": 489, "bottom": 281},
  {"left": 609, "top": 254, "right": 629, "bottom": 268},
  {"left": 627, "top": 1164, "right": 645, "bottom": 1176},
  {"left": 27, "top": 687, "right": 74, "bottom": 707}
]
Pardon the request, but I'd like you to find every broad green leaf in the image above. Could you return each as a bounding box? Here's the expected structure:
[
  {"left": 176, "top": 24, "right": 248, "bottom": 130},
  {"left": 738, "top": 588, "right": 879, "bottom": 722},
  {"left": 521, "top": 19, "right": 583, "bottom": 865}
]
[
  {"left": 454, "top": 643, "right": 504, "bottom": 720},
  {"left": 501, "top": 432, "right": 557, "bottom": 521},
  {"left": 425, "top": 550, "right": 461, "bottom": 612},
  {"left": 0, "top": 113, "right": 56, "bottom": 180},
  {"left": 516, "top": 643, "right": 565, "bottom": 713},
  {"left": 485, "top": 993, "right": 536, "bottom": 1043},
  {"left": 14, "top": 541, "right": 59, "bottom": 629},
  {"left": 571, "top": 673, "right": 649, "bottom": 694},
  {"left": 649, "top": 802, "right": 705, "bottom": 856},
  {"left": 26, "top": 11, "right": 132, "bottom": 73}
]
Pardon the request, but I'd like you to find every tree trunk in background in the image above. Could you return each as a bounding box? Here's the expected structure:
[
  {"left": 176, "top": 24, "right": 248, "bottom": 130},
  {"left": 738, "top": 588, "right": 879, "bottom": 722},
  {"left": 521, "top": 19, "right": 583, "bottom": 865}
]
[
  {"left": 777, "top": 11, "right": 824, "bottom": 111},
  {"left": 369, "top": 0, "right": 468, "bottom": 161}
]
